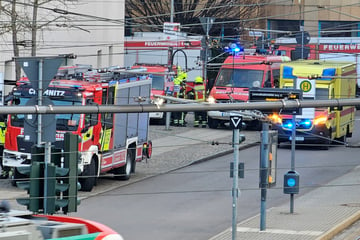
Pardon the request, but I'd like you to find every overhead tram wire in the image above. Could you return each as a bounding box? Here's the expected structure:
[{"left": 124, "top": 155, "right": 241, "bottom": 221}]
[
  {"left": 0, "top": 0, "right": 357, "bottom": 34},
  {"left": 0, "top": 1, "right": 358, "bottom": 59}
]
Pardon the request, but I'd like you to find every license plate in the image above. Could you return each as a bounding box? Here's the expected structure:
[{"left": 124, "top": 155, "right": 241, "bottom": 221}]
[{"left": 289, "top": 136, "right": 304, "bottom": 141}]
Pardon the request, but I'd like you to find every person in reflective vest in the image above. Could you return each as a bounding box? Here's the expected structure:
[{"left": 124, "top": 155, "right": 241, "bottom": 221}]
[
  {"left": 188, "top": 76, "right": 207, "bottom": 128},
  {"left": 172, "top": 72, "right": 187, "bottom": 126}
]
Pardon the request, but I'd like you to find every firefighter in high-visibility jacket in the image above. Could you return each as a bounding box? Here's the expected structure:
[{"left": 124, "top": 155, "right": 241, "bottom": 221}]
[
  {"left": 187, "top": 76, "right": 207, "bottom": 128},
  {"left": 172, "top": 71, "right": 187, "bottom": 126}
]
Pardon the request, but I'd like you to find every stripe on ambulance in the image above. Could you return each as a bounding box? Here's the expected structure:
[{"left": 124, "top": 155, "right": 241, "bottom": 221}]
[{"left": 340, "top": 107, "right": 355, "bottom": 117}]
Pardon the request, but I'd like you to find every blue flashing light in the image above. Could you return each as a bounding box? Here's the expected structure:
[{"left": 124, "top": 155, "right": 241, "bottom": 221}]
[
  {"left": 283, "top": 66, "right": 294, "bottom": 79},
  {"left": 283, "top": 121, "right": 293, "bottom": 129},
  {"left": 225, "top": 42, "right": 244, "bottom": 55},
  {"left": 233, "top": 47, "right": 241, "bottom": 52},
  {"left": 302, "top": 119, "right": 312, "bottom": 127},
  {"left": 322, "top": 68, "right": 336, "bottom": 80}
]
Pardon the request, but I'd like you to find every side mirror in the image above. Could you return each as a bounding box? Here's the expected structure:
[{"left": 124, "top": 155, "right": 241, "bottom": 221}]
[
  {"left": 81, "top": 126, "right": 89, "bottom": 134},
  {"left": 13, "top": 98, "right": 20, "bottom": 105}
]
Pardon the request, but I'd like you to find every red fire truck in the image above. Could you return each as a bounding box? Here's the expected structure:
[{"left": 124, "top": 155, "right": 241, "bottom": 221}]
[
  {"left": 207, "top": 54, "right": 291, "bottom": 129},
  {"left": 2, "top": 69, "right": 153, "bottom": 192},
  {"left": 131, "top": 63, "right": 177, "bottom": 123}
]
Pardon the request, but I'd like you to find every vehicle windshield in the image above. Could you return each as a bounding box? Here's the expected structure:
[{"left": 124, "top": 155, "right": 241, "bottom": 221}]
[
  {"left": 11, "top": 97, "right": 82, "bottom": 131},
  {"left": 215, "top": 68, "right": 264, "bottom": 88},
  {"left": 152, "top": 75, "right": 165, "bottom": 90}
]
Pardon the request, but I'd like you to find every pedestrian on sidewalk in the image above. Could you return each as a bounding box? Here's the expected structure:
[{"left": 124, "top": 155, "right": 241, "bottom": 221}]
[{"left": 172, "top": 70, "right": 187, "bottom": 127}]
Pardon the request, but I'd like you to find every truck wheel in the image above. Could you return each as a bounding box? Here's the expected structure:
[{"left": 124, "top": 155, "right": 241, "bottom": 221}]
[
  {"left": 208, "top": 117, "right": 219, "bottom": 129},
  {"left": 334, "top": 135, "right": 346, "bottom": 145},
  {"left": 159, "top": 115, "right": 166, "bottom": 125},
  {"left": 79, "top": 159, "right": 96, "bottom": 192},
  {"left": 346, "top": 125, "right": 352, "bottom": 138},
  {"left": 114, "top": 150, "right": 133, "bottom": 180},
  {"left": 320, "top": 137, "right": 331, "bottom": 150},
  {"left": 0, "top": 165, "right": 9, "bottom": 179}
]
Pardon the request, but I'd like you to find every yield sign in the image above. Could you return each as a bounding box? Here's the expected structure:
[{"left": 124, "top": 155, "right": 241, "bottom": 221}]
[
  {"left": 199, "top": 17, "right": 215, "bottom": 34},
  {"left": 230, "top": 116, "right": 243, "bottom": 129},
  {"left": 15, "top": 57, "right": 65, "bottom": 89}
]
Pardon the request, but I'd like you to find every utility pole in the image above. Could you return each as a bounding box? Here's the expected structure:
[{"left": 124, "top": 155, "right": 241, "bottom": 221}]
[
  {"left": 199, "top": 17, "right": 215, "bottom": 84},
  {"left": 170, "top": 0, "right": 174, "bottom": 23},
  {"left": 259, "top": 122, "right": 269, "bottom": 230},
  {"left": 290, "top": 78, "right": 298, "bottom": 213},
  {"left": 229, "top": 116, "right": 243, "bottom": 240}
]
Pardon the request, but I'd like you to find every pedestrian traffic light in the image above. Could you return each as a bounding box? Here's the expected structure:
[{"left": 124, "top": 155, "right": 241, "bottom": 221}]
[
  {"left": 16, "top": 145, "right": 46, "bottom": 213},
  {"left": 230, "top": 162, "right": 244, "bottom": 178},
  {"left": 16, "top": 162, "right": 44, "bottom": 213},
  {"left": 283, "top": 170, "right": 300, "bottom": 194},
  {"left": 16, "top": 142, "right": 80, "bottom": 214}
]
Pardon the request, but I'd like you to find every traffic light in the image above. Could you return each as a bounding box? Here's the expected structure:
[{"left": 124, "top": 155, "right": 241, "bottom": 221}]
[
  {"left": 63, "top": 132, "right": 80, "bottom": 213},
  {"left": 230, "top": 162, "right": 244, "bottom": 178},
  {"left": 16, "top": 161, "right": 44, "bottom": 213},
  {"left": 283, "top": 170, "right": 300, "bottom": 194},
  {"left": 46, "top": 133, "right": 80, "bottom": 214},
  {"left": 16, "top": 141, "right": 80, "bottom": 214},
  {"left": 45, "top": 162, "right": 70, "bottom": 214},
  {"left": 16, "top": 145, "right": 46, "bottom": 213}
]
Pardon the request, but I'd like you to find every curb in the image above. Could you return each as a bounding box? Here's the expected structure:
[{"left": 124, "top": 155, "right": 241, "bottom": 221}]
[
  {"left": 188, "top": 141, "right": 260, "bottom": 166},
  {"left": 317, "top": 210, "right": 360, "bottom": 240}
]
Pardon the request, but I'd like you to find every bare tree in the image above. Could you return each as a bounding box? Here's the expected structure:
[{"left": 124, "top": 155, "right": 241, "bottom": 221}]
[{"left": 125, "top": 0, "right": 264, "bottom": 37}]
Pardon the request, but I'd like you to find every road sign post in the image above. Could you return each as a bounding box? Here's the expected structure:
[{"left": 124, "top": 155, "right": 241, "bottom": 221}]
[{"left": 229, "top": 116, "right": 242, "bottom": 240}]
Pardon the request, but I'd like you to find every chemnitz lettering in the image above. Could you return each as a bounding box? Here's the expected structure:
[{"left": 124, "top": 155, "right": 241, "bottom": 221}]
[{"left": 43, "top": 89, "right": 65, "bottom": 96}]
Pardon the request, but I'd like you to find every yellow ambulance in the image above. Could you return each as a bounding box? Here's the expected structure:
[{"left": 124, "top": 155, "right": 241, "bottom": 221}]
[{"left": 271, "top": 60, "right": 357, "bottom": 149}]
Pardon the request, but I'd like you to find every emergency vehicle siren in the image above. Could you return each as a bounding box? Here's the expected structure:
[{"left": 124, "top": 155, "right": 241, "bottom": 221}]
[{"left": 224, "top": 42, "right": 244, "bottom": 55}]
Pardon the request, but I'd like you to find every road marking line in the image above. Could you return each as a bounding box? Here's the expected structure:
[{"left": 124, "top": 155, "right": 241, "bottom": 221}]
[{"left": 237, "top": 227, "right": 323, "bottom": 236}]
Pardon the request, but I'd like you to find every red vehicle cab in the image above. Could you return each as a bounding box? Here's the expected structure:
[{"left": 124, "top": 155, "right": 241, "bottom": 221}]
[{"left": 207, "top": 54, "right": 291, "bottom": 129}]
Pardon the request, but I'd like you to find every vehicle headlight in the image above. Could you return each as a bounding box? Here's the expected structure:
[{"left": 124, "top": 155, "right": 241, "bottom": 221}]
[
  {"left": 313, "top": 116, "right": 327, "bottom": 125},
  {"left": 269, "top": 113, "right": 282, "bottom": 124}
]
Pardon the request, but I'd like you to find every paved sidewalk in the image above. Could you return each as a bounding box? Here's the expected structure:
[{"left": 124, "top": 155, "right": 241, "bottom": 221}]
[{"left": 210, "top": 165, "right": 360, "bottom": 240}]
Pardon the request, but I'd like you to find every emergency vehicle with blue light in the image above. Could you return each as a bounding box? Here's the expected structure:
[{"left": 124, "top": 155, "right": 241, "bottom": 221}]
[
  {"left": 207, "top": 53, "right": 291, "bottom": 129},
  {"left": 270, "top": 60, "right": 356, "bottom": 148}
]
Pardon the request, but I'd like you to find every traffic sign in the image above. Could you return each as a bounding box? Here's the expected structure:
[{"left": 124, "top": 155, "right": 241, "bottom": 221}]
[
  {"left": 230, "top": 116, "right": 242, "bottom": 129},
  {"left": 249, "top": 88, "right": 303, "bottom": 115},
  {"left": 15, "top": 57, "right": 65, "bottom": 89},
  {"left": 199, "top": 17, "right": 215, "bottom": 34}
]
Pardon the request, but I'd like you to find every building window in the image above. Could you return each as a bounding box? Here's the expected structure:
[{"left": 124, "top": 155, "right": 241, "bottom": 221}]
[
  {"left": 268, "top": 20, "right": 301, "bottom": 39},
  {"left": 320, "top": 21, "right": 359, "bottom": 37}
]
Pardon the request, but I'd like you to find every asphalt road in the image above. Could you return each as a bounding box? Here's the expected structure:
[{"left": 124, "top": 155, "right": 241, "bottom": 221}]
[{"left": 72, "top": 131, "right": 360, "bottom": 240}]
